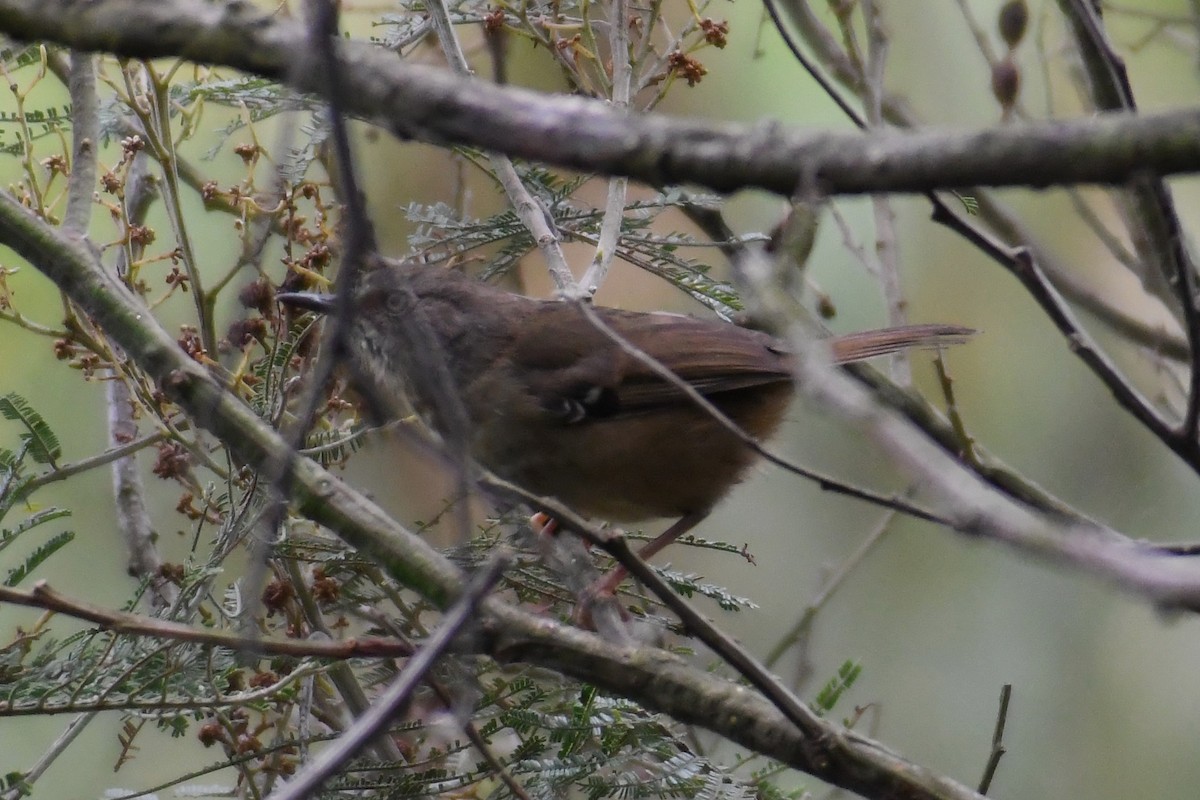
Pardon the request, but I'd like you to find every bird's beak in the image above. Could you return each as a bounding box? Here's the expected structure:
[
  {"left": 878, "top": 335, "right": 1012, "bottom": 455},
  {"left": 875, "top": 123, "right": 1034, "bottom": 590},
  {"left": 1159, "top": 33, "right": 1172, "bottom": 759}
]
[{"left": 276, "top": 291, "right": 337, "bottom": 315}]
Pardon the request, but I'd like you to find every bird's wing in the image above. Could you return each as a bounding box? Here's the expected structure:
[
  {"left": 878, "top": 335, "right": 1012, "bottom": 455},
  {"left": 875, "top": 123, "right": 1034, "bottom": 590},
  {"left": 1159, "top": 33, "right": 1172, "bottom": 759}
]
[{"left": 509, "top": 305, "right": 791, "bottom": 418}]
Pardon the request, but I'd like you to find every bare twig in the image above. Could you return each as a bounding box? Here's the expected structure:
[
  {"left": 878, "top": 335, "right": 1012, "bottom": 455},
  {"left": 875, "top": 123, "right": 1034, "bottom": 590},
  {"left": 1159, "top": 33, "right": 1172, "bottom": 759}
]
[
  {"left": 357, "top": 605, "right": 536, "bottom": 800},
  {"left": 424, "top": 0, "right": 576, "bottom": 292},
  {"left": 860, "top": 0, "right": 909, "bottom": 384},
  {"left": 14, "top": 430, "right": 163, "bottom": 500},
  {"left": 580, "top": 0, "right": 632, "bottom": 295},
  {"left": 764, "top": 508, "right": 898, "bottom": 683},
  {"left": 107, "top": 152, "right": 176, "bottom": 609},
  {"left": 0, "top": 580, "right": 416, "bottom": 661},
  {"left": 0, "top": 709, "right": 95, "bottom": 800},
  {"left": 977, "top": 684, "right": 1012, "bottom": 794},
  {"left": 269, "top": 551, "right": 511, "bottom": 800},
  {"left": 1057, "top": 0, "right": 1200, "bottom": 439}
]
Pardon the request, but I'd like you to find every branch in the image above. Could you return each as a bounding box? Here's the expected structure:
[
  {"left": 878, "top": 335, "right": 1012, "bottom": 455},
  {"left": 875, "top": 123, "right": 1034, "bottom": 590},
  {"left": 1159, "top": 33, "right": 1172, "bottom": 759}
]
[
  {"left": 759, "top": 0, "right": 1200, "bottom": 478},
  {"left": 737, "top": 251, "right": 1200, "bottom": 612},
  {"left": 0, "top": 0, "right": 1197, "bottom": 197},
  {"left": 0, "top": 581, "right": 416, "bottom": 662},
  {"left": 1057, "top": 0, "right": 1200, "bottom": 438}
]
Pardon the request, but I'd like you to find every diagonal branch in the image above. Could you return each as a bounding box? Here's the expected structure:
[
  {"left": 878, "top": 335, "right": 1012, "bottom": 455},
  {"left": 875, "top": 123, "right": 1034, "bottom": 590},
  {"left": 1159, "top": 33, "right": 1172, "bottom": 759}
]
[{"left": 1057, "top": 0, "right": 1200, "bottom": 440}]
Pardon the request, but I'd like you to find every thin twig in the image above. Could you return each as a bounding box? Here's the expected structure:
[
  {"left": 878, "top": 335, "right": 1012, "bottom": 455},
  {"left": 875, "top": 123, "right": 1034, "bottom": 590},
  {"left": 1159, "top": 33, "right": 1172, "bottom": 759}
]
[
  {"left": 1058, "top": 0, "right": 1200, "bottom": 441},
  {"left": 17, "top": 429, "right": 164, "bottom": 491},
  {"left": 125, "top": 63, "right": 213, "bottom": 354},
  {"left": 269, "top": 551, "right": 511, "bottom": 800},
  {"left": 281, "top": 556, "right": 402, "bottom": 763},
  {"left": 860, "top": 0, "right": 909, "bottom": 384},
  {"left": 977, "top": 684, "right": 1012, "bottom": 794},
  {"left": 425, "top": 0, "right": 576, "bottom": 292},
  {"left": 952, "top": 0, "right": 1001, "bottom": 67},
  {"left": 933, "top": 350, "right": 979, "bottom": 466},
  {"left": 764, "top": 508, "right": 898, "bottom": 679},
  {"left": 0, "top": 709, "right": 96, "bottom": 800},
  {"left": 0, "top": 580, "right": 415, "bottom": 660},
  {"left": 580, "top": 0, "right": 632, "bottom": 294},
  {"left": 358, "top": 605, "right": 536, "bottom": 800},
  {"left": 999, "top": 247, "right": 1192, "bottom": 458}
]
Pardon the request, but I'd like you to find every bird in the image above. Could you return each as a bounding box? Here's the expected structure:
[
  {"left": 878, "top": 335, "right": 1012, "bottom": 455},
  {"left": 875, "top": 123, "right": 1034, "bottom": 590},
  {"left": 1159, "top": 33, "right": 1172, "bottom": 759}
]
[{"left": 277, "top": 260, "right": 972, "bottom": 577}]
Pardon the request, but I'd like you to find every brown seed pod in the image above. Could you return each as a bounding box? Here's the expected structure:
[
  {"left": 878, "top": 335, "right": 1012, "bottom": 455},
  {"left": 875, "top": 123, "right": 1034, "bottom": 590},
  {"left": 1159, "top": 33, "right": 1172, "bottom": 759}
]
[{"left": 998, "top": 0, "right": 1028, "bottom": 50}]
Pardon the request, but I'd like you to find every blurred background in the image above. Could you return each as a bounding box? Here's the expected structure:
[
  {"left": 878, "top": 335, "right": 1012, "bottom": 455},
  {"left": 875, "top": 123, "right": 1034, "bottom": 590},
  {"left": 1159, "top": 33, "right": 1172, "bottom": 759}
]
[{"left": 2, "top": 0, "right": 1200, "bottom": 798}]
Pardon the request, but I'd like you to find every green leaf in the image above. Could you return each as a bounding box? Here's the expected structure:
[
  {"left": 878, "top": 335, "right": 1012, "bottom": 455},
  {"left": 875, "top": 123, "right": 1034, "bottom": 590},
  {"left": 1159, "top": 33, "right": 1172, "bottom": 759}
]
[
  {"left": 0, "top": 446, "right": 31, "bottom": 519},
  {"left": 0, "top": 393, "right": 61, "bottom": 466},
  {"left": 0, "top": 507, "right": 72, "bottom": 554},
  {"left": 813, "top": 659, "right": 862, "bottom": 716},
  {"left": 5, "top": 530, "right": 74, "bottom": 586}
]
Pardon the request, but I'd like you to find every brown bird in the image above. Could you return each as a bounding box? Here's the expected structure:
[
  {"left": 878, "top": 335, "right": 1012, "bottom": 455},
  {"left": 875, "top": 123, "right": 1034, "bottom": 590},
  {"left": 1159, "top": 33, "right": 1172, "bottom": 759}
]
[{"left": 278, "top": 261, "right": 971, "bottom": 575}]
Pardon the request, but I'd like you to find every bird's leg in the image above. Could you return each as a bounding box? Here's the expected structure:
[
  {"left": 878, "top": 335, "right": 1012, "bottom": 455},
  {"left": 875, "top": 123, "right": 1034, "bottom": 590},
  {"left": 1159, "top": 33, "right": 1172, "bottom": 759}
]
[
  {"left": 590, "top": 510, "right": 708, "bottom": 597},
  {"left": 530, "top": 510, "right": 709, "bottom": 612},
  {"left": 529, "top": 512, "right": 635, "bottom": 636},
  {"left": 530, "top": 511, "right": 559, "bottom": 536}
]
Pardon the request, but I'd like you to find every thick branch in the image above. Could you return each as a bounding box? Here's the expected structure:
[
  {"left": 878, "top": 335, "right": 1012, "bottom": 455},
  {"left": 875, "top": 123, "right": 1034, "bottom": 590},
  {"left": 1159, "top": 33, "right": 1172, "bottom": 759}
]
[{"left": 0, "top": 0, "right": 1199, "bottom": 197}]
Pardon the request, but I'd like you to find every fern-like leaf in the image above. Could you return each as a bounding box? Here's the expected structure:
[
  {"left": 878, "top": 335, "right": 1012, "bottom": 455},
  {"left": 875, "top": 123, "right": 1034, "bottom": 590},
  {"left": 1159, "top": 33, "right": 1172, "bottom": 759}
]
[
  {"left": 0, "top": 445, "right": 31, "bottom": 516},
  {"left": 0, "top": 506, "right": 72, "bottom": 553},
  {"left": 812, "top": 659, "right": 862, "bottom": 717},
  {"left": 0, "top": 393, "right": 61, "bottom": 466},
  {"left": 655, "top": 568, "right": 759, "bottom": 612},
  {"left": 5, "top": 529, "right": 74, "bottom": 586}
]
